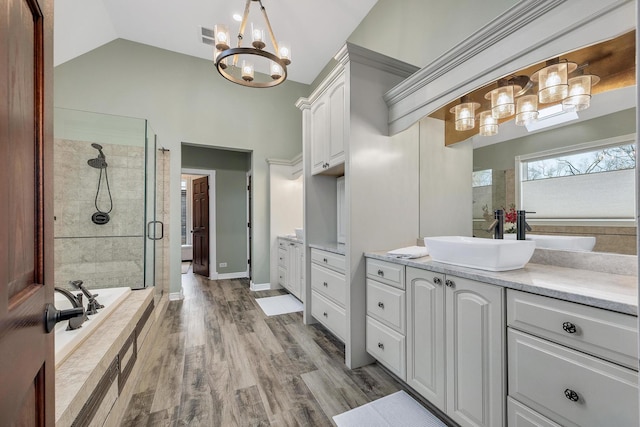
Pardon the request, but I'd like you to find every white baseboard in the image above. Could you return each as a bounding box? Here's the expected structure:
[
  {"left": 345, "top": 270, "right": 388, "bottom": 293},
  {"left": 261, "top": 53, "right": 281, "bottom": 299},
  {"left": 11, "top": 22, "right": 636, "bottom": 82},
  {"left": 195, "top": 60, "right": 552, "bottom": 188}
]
[
  {"left": 250, "top": 281, "right": 271, "bottom": 292},
  {"left": 169, "top": 289, "right": 184, "bottom": 301},
  {"left": 218, "top": 271, "right": 249, "bottom": 280}
]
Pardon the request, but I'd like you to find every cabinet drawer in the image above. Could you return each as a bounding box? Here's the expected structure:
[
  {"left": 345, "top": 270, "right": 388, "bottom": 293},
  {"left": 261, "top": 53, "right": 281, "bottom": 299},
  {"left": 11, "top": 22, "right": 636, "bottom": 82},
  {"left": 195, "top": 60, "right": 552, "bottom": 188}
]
[
  {"left": 278, "top": 248, "right": 286, "bottom": 268},
  {"left": 277, "top": 266, "right": 287, "bottom": 289},
  {"left": 311, "top": 263, "right": 346, "bottom": 306},
  {"left": 310, "top": 248, "right": 345, "bottom": 273},
  {"left": 366, "top": 279, "right": 405, "bottom": 334},
  {"left": 508, "top": 329, "right": 639, "bottom": 427},
  {"left": 366, "top": 316, "right": 406, "bottom": 380},
  {"left": 507, "top": 397, "right": 561, "bottom": 427},
  {"left": 366, "top": 258, "right": 404, "bottom": 290},
  {"left": 507, "top": 290, "right": 638, "bottom": 369},
  {"left": 312, "top": 291, "right": 346, "bottom": 342}
]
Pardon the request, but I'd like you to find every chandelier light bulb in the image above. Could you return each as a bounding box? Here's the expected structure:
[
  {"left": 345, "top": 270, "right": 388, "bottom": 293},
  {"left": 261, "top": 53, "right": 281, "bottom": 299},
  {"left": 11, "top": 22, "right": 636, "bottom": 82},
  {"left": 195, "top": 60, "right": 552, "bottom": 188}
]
[
  {"left": 214, "top": 24, "right": 230, "bottom": 51},
  {"left": 531, "top": 60, "right": 576, "bottom": 104},
  {"left": 270, "top": 63, "right": 283, "bottom": 80},
  {"left": 486, "top": 83, "right": 519, "bottom": 119},
  {"left": 279, "top": 44, "right": 291, "bottom": 65},
  {"left": 242, "top": 61, "right": 254, "bottom": 82},
  {"left": 251, "top": 24, "right": 265, "bottom": 50},
  {"left": 450, "top": 98, "right": 480, "bottom": 131}
]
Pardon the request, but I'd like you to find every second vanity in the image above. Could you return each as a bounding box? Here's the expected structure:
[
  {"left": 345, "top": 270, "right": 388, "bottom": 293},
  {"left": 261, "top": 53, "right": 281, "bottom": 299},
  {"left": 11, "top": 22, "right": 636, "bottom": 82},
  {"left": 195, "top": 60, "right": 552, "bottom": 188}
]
[{"left": 364, "top": 251, "right": 638, "bottom": 427}]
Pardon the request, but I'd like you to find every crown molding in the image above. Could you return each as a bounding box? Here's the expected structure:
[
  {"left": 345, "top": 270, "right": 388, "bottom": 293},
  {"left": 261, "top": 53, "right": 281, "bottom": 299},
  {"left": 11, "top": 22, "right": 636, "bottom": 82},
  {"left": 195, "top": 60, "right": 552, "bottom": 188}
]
[{"left": 384, "top": 0, "right": 636, "bottom": 135}]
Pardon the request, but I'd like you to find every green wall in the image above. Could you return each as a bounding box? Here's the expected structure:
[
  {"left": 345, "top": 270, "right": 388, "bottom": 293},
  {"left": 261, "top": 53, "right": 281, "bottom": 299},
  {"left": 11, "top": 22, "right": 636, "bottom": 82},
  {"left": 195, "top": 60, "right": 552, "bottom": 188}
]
[
  {"left": 182, "top": 144, "right": 250, "bottom": 276},
  {"left": 54, "top": 39, "right": 309, "bottom": 291}
]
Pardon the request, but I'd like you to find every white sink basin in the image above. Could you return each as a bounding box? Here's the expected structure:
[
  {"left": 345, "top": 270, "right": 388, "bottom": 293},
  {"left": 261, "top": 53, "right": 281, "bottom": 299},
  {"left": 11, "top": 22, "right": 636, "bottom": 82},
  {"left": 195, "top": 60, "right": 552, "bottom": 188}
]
[
  {"left": 424, "top": 236, "right": 536, "bottom": 271},
  {"left": 504, "top": 234, "right": 595, "bottom": 251}
]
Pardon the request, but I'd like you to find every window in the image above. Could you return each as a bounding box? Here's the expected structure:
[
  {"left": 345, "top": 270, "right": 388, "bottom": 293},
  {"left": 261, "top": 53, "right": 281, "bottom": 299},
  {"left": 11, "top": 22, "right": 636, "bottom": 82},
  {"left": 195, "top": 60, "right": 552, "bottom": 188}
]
[
  {"left": 517, "top": 135, "right": 636, "bottom": 223},
  {"left": 472, "top": 169, "right": 492, "bottom": 220},
  {"left": 472, "top": 169, "right": 493, "bottom": 187},
  {"left": 181, "top": 179, "right": 187, "bottom": 245}
]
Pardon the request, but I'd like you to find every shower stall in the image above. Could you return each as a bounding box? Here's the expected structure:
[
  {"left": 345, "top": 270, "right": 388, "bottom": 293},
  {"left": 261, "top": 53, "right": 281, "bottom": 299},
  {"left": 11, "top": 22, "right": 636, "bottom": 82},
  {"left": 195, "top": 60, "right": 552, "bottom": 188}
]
[{"left": 53, "top": 108, "right": 169, "bottom": 296}]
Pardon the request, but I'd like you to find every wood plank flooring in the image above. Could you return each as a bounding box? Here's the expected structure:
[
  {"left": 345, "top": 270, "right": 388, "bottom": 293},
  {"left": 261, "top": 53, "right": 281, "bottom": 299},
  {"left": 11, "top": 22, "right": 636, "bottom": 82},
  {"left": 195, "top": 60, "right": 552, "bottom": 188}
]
[{"left": 121, "top": 271, "right": 413, "bottom": 426}]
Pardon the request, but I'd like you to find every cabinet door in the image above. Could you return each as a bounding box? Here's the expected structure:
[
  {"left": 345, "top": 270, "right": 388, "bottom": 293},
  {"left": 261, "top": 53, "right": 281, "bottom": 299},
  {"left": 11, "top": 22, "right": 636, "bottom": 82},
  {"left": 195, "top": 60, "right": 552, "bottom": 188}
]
[
  {"left": 310, "top": 97, "right": 328, "bottom": 174},
  {"left": 292, "top": 243, "right": 303, "bottom": 300},
  {"left": 406, "top": 267, "right": 445, "bottom": 409},
  {"left": 327, "top": 74, "right": 346, "bottom": 167},
  {"left": 445, "top": 276, "right": 504, "bottom": 427}
]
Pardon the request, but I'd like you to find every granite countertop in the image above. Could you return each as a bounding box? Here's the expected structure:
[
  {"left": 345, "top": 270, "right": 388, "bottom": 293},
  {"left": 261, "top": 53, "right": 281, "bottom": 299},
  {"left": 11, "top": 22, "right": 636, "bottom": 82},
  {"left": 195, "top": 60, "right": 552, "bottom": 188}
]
[
  {"left": 309, "top": 242, "right": 346, "bottom": 256},
  {"left": 278, "top": 235, "right": 303, "bottom": 244},
  {"left": 365, "top": 252, "right": 638, "bottom": 316}
]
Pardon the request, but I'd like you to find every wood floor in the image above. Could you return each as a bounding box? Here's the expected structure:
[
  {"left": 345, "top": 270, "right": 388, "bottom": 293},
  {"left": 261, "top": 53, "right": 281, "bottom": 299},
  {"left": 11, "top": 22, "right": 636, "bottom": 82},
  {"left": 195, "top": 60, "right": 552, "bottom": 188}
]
[{"left": 121, "top": 270, "right": 413, "bottom": 426}]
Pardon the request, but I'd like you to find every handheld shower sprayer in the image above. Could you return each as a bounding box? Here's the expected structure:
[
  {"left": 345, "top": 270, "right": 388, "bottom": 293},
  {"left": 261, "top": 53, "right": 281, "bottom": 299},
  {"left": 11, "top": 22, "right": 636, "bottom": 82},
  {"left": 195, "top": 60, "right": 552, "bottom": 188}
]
[
  {"left": 87, "top": 143, "right": 108, "bottom": 168},
  {"left": 87, "top": 143, "right": 113, "bottom": 224}
]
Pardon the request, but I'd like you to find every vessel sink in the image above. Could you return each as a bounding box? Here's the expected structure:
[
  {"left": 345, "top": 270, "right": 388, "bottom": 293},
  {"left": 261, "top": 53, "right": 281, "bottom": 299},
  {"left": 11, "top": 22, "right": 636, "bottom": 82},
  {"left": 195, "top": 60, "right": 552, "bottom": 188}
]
[
  {"left": 504, "top": 234, "right": 595, "bottom": 251},
  {"left": 424, "top": 236, "right": 536, "bottom": 271}
]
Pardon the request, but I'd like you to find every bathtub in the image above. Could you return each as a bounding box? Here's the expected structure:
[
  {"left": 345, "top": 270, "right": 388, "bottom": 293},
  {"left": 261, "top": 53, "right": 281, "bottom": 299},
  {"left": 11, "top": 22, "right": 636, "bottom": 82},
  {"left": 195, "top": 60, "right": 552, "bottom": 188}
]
[{"left": 54, "top": 287, "right": 131, "bottom": 367}]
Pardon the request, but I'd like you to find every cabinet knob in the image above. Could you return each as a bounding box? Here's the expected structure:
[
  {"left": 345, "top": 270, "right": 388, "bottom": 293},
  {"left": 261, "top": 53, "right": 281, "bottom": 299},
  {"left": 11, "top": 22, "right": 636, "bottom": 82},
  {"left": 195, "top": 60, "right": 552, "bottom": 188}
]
[
  {"left": 323, "top": 312, "right": 328, "bottom": 317},
  {"left": 564, "top": 388, "right": 580, "bottom": 402},
  {"left": 445, "top": 279, "right": 455, "bottom": 288},
  {"left": 562, "top": 322, "right": 577, "bottom": 334},
  {"left": 377, "top": 269, "right": 384, "bottom": 277},
  {"left": 377, "top": 342, "right": 384, "bottom": 350},
  {"left": 323, "top": 258, "right": 328, "bottom": 263},
  {"left": 323, "top": 282, "right": 328, "bottom": 287},
  {"left": 377, "top": 302, "right": 384, "bottom": 309},
  {"left": 433, "top": 277, "right": 442, "bottom": 285}
]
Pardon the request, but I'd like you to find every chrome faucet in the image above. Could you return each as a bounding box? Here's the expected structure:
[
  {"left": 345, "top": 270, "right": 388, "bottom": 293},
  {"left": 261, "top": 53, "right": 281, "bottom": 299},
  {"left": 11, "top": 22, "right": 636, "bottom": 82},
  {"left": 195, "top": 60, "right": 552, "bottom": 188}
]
[
  {"left": 54, "top": 287, "right": 87, "bottom": 330},
  {"left": 486, "top": 209, "right": 504, "bottom": 239},
  {"left": 516, "top": 210, "right": 535, "bottom": 240}
]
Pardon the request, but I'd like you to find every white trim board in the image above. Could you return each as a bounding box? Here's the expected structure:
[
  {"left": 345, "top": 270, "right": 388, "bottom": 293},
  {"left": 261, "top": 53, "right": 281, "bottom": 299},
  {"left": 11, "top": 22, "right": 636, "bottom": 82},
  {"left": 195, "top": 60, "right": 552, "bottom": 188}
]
[
  {"left": 182, "top": 168, "right": 217, "bottom": 281},
  {"left": 218, "top": 271, "right": 249, "bottom": 280},
  {"left": 384, "top": 0, "right": 636, "bottom": 135},
  {"left": 250, "top": 282, "right": 271, "bottom": 292}
]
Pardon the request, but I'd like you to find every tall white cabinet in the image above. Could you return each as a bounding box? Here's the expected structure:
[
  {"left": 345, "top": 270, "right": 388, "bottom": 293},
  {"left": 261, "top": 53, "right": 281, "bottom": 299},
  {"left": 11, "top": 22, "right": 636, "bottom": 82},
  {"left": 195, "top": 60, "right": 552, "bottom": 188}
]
[{"left": 297, "top": 43, "right": 420, "bottom": 368}]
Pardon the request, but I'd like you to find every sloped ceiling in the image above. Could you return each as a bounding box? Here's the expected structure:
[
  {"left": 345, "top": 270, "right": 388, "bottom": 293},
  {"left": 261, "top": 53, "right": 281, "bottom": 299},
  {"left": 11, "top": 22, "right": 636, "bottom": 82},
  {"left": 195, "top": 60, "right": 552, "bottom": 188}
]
[{"left": 54, "top": 0, "right": 379, "bottom": 84}]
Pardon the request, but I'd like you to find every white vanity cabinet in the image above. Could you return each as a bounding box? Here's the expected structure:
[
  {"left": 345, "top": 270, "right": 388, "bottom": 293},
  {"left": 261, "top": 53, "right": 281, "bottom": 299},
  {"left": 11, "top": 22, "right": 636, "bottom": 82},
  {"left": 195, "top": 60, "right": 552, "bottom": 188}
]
[
  {"left": 406, "top": 267, "right": 505, "bottom": 427},
  {"left": 277, "top": 238, "right": 304, "bottom": 301},
  {"left": 365, "top": 259, "right": 406, "bottom": 379},
  {"left": 309, "top": 72, "right": 346, "bottom": 175},
  {"left": 507, "top": 290, "right": 639, "bottom": 427},
  {"left": 310, "top": 248, "right": 346, "bottom": 341}
]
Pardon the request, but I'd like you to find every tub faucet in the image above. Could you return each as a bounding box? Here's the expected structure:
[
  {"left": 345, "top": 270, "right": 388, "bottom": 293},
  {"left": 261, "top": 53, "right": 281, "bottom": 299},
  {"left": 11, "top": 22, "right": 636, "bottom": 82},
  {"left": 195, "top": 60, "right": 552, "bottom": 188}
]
[
  {"left": 69, "top": 280, "right": 104, "bottom": 315},
  {"left": 54, "top": 287, "right": 87, "bottom": 330},
  {"left": 516, "top": 210, "right": 535, "bottom": 240},
  {"left": 486, "top": 209, "right": 504, "bottom": 239}
]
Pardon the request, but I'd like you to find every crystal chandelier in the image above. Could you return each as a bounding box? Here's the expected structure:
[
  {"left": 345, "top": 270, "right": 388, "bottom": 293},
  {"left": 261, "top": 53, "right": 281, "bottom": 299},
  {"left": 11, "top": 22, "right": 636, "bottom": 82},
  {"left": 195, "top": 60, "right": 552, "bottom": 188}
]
[{"left": 214, "top": 0, "right": 291, "bottom": 88}]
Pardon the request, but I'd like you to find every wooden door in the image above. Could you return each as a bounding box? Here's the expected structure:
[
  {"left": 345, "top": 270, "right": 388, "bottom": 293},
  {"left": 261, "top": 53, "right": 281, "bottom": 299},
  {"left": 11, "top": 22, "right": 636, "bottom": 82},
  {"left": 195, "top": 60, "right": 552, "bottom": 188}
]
[
  {"left": 0, "top": 0, "right": 55, "bottom": 424},
  {"left": 192, "top": 176, "right": 209, "bottom": 277},
  {"left": 445, "top": 276, "right": 504, "bottom": 427},
  {"left": 406, "top": 267, "right": 445, "bottom": 410}
]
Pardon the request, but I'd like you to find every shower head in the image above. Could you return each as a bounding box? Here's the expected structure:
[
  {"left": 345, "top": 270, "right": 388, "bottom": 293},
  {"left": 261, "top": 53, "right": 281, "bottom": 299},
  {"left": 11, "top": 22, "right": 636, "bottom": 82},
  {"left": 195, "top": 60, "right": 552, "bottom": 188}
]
[
  {"left": 88, "top": 143, "right": 107, "bottom": 168},
  {"left": 91, "top": 143, "right": 103, "bottom": 150}
]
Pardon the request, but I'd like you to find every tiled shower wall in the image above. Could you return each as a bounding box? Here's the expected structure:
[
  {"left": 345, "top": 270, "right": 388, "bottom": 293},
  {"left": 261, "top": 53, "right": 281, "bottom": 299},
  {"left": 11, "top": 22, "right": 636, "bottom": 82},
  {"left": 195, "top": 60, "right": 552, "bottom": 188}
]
[{"left": 54, "top": 138, "right": 145, "bottom": 289}]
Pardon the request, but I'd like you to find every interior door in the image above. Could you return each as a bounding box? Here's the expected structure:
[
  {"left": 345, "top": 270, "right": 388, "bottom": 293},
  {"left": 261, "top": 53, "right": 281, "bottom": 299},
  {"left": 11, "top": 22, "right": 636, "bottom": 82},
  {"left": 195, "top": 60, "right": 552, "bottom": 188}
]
[
  {"left": 192, "top": 176, "right": 210, "bottom": 277},
  {"left": 0, "top": 0, "right": 55, "bottom": 424}
]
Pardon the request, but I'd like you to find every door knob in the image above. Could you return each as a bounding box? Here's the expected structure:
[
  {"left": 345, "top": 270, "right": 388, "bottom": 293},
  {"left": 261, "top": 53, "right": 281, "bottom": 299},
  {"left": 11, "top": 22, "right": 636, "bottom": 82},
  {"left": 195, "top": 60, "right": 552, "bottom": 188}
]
[{"left": 44, "top": 303, "right": 85, "bottom": 333}]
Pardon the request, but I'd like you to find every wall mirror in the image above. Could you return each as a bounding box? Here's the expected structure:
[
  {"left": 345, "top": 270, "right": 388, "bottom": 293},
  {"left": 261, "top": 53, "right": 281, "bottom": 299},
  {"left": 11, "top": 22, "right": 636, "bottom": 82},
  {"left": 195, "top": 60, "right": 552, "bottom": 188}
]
[{"left": 427, "top": 30, "right": 636, "bottom": 255}]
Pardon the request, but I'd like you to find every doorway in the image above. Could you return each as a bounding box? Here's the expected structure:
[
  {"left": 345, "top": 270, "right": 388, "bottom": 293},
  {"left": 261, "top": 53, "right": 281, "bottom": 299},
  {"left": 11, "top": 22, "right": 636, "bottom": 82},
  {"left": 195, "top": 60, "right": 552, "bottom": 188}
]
[{"left": 181, "top": 170, "right": 215, "bottom": 279}]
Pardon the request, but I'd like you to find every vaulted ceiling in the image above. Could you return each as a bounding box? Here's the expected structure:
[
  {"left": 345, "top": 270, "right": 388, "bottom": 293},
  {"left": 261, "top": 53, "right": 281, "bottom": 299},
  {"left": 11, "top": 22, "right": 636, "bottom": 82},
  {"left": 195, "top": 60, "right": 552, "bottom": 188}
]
[{"left": 54, "top": 0, "right": 378, "bottom": 85}]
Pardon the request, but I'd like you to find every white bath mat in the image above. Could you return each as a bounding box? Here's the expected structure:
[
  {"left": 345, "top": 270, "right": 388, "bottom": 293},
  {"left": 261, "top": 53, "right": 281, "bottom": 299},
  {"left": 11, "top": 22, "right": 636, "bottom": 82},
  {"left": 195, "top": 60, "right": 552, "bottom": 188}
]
[
  {"left": 333, "top": 391, "right": 446, "bottom": 427},
  {"left": 255, "top": 294, "right": 303, "bottom": 316}
]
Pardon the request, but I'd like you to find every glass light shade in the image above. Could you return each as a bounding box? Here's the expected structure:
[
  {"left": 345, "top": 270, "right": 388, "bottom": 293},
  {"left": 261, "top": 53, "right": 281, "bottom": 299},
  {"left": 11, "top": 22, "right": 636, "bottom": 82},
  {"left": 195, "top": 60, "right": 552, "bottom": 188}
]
[
  {"left": 536, "top": 62, "right": 569, "bottom": 103},
  {"left": 488, "top": 85, "right": 516, "bottom": 119},
  {"left": 251, "top": 25, "right": 265, "bottom": 49},
  {"left": 241, "top": 61, "right": 254, "bottom": 82},
  {"left": 213, "top": 50, "right": 227, "bottom": 69},
  {"left": 515, "top": 95, "right": 539, "bottom": 126},
  {"left": 214, "top": 24, "right": 230, "bottom": 51},
  {"left": 479, "top": 111, "right": 498, "bottom": 136},
  {"left": 450, "top": 101, "right": 479, "bottom": 131},
  {"left": 563, "top": 75, "right": 599, "bottom": 111},
  {"left": 279, "top": 43, "right": 291, "bottom": 65},
  {"left": 270, "top": 63, "right": 283, "bottom": 80}
]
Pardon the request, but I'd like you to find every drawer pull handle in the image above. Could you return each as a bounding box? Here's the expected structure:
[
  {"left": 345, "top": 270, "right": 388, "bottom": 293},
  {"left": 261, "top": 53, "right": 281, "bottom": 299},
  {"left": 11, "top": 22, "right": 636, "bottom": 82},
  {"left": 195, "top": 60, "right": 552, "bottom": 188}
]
[
  {"left": 564, "top": 388, "right": 579, "bottom": 402},
  {"left": 445, "top": 279, "right": 455, "bottom": 288},
  {"left": 323, "top": 282, "right": 328, "bottom": 287},
  {"left": 378, "top": 302, "right": 384, "bottom": 309},
  {"left": 377, "top": 342, "right": 384, "bottom": 350},
  {"left": 323, "top": 258, "right": 328, "bottom": 263},
  {"left": 562, "top": 322, "right": 577, "bottom": 334},
  {"left": 323, "top": 312, "right": 328, "bottom": 317},
  {"left": 377, "top": 269, "right": 384, "bottom": 277},
  {"left": 433, "top": 277, "right": 442, "bottom": 285}
]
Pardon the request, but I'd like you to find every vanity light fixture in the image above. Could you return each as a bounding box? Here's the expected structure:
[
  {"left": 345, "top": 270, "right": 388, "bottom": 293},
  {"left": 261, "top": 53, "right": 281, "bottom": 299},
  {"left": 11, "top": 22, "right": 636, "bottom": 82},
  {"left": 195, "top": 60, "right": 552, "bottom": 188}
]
[
  {"left": 563, "top": 69, "right": 600, "bottom": 112},
  {"left": 214, "top": 0, "right": 291, "bottom": 88},
  {"left": 515, "top": 94, "right": 539, "bottom": 126},
  {"left": 484, "top": 78, "right": 523, "bottom": 119},
  {"left": 450, "top": 95, "right": 480, "bottom": 131},
  {"left": 479, "top": 110, "right": 499, "bottom": 136},
  {"left": 530, "top": 58, "right": 577, "bottom": 104}
]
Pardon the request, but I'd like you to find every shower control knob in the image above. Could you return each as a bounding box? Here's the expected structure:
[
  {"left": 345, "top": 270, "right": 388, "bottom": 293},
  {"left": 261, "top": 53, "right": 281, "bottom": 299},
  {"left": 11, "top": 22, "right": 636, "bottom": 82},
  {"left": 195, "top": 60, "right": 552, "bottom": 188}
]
[{"left": 44, "top": 304, "right": 85, "bottom": 334}]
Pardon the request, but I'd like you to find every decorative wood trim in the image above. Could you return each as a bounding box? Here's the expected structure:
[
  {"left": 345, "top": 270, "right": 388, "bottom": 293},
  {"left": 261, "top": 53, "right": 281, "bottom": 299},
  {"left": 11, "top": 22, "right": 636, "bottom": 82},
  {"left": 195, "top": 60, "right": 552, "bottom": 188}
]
[
  {"left": 135, "top": 299, "right": 155, "bottom": 338},
  {"left": 118, "top": 330, "right": 137, "bottom": 394},
  {"left": 384, "top": 0, "right": 635, "bottom": 135},
  {"left": 71, "top": 358, "right": 118, "bottom": 427},
  {"left": 266, "top": 153, "right": 303, "bottom": 166}
]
